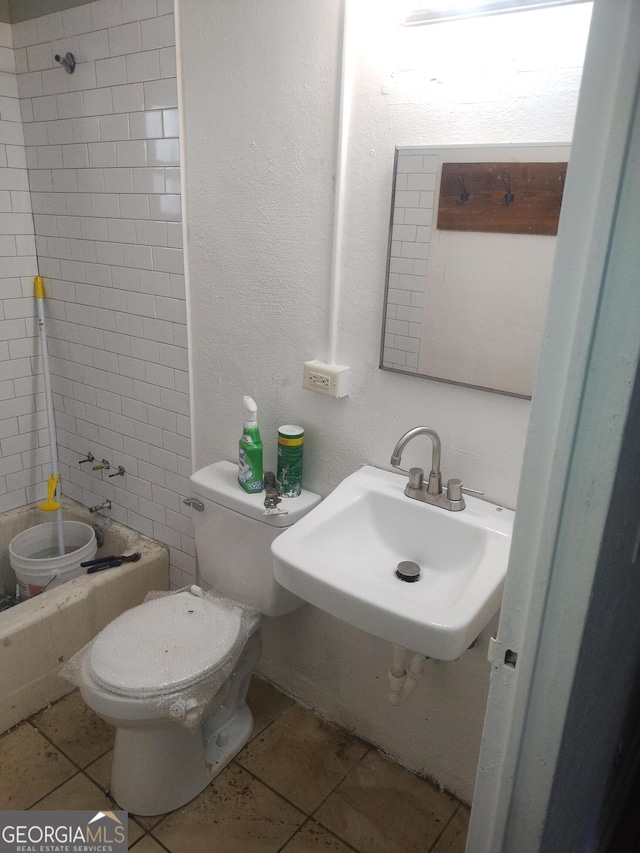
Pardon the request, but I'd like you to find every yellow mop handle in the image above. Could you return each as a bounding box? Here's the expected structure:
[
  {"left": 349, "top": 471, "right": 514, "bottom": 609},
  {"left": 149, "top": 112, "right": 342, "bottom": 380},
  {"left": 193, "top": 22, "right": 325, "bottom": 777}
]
[{"left": 34, "top": 275, "right": 45, "bottom": 298}]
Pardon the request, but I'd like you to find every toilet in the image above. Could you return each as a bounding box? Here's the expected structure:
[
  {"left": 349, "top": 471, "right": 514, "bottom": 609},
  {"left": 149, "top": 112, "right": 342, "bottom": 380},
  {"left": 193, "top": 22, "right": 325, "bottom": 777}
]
[{"left": 66, "top": 460, "right": 320, "bottom": 816}]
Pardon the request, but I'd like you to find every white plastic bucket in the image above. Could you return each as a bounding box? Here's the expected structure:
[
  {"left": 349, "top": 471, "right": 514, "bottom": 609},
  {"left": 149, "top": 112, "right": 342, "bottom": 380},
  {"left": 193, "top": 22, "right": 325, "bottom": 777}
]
[{"left": 10, "top": 521, "right": 98, "bottom": 599}]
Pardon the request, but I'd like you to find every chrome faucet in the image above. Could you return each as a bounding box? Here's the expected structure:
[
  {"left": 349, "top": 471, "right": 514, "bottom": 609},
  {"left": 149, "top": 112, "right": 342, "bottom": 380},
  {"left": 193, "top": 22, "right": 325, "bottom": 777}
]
[
  {"left": 390, "top": 427, "right": 442, "bottom": 496},
  {"left": 89, "top": 499, "right": 112, "bottom": 514},
  {"left": 390, "top": 426, "right": 482, "bottom": 512}
]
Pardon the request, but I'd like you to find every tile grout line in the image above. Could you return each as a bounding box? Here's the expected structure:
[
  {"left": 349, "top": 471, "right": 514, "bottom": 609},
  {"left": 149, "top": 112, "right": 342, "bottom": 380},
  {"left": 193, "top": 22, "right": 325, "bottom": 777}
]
[
  {"left": 275, "top": 816, "right": 361, "bottom": 853},
  {"left": 136, "top": 831, "right": 173, "bottom": 853},
  {"left": 231, "top": 734, "right": 373, "bottom": 852},
  {"left": 27, "top": 714, "right": 115, "bottom": 774},
  {"left": 302, "top": 744, "right": 374, "bottom": 849},
  {"left": 426, "top": 803, "right": 463, "bottom": 853}
]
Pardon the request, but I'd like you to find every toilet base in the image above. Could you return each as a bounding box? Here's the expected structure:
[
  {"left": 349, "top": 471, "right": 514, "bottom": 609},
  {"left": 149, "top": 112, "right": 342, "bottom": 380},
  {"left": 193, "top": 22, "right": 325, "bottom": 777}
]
[
  {"left": 110, "top": 703, "right": 254, "bottom": 816},
  {"left": 108, "top": 630, "right": 262, "bottom": 816}
]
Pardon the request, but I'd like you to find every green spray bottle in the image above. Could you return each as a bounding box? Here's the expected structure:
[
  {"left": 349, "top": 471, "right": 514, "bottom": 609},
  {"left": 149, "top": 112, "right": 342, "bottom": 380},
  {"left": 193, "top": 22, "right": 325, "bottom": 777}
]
[{"left": 238, "top": 396, "right": 263, "bottom": 493}]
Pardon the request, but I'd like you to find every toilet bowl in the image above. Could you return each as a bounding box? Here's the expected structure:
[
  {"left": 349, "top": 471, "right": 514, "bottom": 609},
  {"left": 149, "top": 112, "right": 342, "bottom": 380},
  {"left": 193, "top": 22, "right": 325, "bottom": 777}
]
[
  {"left": 77, "top": 587, "right": 261, "bottom": 815},
  {"left": 63, "top": 461, "right": 321, "bottom": 816}
]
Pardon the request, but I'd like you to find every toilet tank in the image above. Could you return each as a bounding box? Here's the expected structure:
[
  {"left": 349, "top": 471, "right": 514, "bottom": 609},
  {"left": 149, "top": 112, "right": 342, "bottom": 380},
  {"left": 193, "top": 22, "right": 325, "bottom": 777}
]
[{"left": 188, "top": 461, "right": 321, "bottom": 616}]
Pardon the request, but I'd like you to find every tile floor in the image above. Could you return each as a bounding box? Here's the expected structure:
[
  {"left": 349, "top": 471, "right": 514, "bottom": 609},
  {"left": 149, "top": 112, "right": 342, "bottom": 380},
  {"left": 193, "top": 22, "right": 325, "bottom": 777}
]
[{"left": 0, "top": 677, "right": 469, "bottom": 852}]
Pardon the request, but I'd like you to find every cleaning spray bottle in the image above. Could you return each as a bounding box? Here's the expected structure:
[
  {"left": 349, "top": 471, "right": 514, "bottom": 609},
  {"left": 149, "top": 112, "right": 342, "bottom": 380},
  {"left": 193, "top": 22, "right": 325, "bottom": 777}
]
[{"left": 238, "top": 396, "right": 263, "bottom": 493}]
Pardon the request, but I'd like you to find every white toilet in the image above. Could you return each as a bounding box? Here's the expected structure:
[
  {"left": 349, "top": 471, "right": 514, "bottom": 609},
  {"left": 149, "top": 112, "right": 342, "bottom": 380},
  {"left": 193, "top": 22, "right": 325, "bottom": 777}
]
[{"left": 69, "top": 460, "right": 320, "bottom": 816}]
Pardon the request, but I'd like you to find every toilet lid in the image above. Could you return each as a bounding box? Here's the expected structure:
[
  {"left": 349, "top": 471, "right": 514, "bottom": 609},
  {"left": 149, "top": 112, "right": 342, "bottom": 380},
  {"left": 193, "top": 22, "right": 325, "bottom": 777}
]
[{"left": 88, "top": 590, "right": 243, "bottom": 697}]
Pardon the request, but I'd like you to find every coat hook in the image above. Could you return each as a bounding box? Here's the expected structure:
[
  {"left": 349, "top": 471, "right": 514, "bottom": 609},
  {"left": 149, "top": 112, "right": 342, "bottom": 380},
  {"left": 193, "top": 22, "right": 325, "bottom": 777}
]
[
  {"left": 455, "top": 173, "right": 470, "bottom": 205},
  {"left": 500, "top": 172, "right": 514, "bottom": 206},
  {"left": 54, "top": 52, "right": 76, "bottom": 74}
]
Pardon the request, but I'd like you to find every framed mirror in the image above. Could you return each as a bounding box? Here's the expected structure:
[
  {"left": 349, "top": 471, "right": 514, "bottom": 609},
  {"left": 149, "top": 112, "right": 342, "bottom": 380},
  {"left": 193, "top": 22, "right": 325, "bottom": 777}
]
[{"left": 380, "top": 143, "right": 570, "bottom": 398}]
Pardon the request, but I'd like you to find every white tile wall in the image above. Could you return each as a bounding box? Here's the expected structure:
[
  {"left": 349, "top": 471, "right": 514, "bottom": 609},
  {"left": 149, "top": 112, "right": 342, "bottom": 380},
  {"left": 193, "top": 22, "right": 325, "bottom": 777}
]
[
  {"left": 0, "top": 21, "right": 41, "bottom": 516},
  {"left": 1, "top": 2, "right": 194, "bottom": 587},
  {"left": 382, "top": 149, "right": 438, "bottom": 373}
]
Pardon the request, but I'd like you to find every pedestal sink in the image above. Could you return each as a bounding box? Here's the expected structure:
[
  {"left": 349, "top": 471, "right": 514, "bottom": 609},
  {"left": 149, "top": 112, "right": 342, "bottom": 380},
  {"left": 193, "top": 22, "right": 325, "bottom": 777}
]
[{"left": 271, "top": 465, "right": 514, "bottom": 660}]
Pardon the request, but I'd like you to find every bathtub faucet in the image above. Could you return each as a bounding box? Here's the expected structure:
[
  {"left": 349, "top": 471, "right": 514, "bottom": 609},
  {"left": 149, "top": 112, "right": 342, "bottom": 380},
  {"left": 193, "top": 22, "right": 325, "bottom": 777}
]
[{"left": 89, "top": 499, "right": 112, "bottom": 514}]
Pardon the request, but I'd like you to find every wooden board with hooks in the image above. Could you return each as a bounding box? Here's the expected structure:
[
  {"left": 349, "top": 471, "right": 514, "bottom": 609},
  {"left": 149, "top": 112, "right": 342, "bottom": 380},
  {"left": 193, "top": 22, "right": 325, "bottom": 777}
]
[{"left": 436, "top": 161, "right": 568, "bottom": 236}]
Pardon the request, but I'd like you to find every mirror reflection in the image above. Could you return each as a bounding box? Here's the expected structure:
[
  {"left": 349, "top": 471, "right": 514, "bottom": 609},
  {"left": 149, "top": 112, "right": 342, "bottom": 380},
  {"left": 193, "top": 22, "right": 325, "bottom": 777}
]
[{"left": 380, "top": 143, "right": 570, "bottom": 398}]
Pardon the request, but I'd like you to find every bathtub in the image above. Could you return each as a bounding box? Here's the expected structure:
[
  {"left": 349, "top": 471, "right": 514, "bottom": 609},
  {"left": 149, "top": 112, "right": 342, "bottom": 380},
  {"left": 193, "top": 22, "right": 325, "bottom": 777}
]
[{"left": 0, "top": 497, "right": 169, "bottom": 733}]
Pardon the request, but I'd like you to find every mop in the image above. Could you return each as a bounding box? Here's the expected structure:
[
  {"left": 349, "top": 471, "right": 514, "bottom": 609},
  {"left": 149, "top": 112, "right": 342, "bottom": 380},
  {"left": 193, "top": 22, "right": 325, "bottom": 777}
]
[{"left": 34, "top": 276, "right": 65, "bottom": 555}]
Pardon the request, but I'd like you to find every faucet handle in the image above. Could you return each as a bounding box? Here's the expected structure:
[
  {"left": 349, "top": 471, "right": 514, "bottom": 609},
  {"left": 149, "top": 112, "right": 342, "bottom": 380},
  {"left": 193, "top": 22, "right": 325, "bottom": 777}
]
[
  {"left": 447, "top": 478, "right": 484, "bottom": 501},
  {"left": 408, "top": 467, "right": 424, "bottom": 489},
  {"left": 447, "top": 478, "right": 463, "bottom": 501}
]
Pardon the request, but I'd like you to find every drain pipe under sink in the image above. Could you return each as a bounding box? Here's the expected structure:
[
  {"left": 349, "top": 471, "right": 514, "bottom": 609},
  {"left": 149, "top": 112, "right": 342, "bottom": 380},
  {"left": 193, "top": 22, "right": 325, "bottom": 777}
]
[{"left": 388, "top": 644, "right": 428, "bottom": 706}]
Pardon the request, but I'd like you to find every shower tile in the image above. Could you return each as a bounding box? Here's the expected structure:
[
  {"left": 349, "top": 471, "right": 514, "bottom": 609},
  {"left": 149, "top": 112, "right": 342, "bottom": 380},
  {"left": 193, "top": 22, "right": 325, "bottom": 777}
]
[
  {"left": 237, "top": 704, "right": 369, "bottom": 815},
  {"left": 123, "top": 0, "right": 159, "bottom": 25},
  {"left": 116, "top": 139, "right": 149, "bottom": 168},
  {"left": 103, "top": 168, "right": 134, "bottom": 193},
  {"left": 108, "top": 22, "right": 142, "bottom": 58},
  {"left": 95, "top": 56, "right": 127, "bottom": 89},
  {"left": 146, "top": 137, "right": 178, "bottom": 167},
  {"left": 30, "top": 690, "right": 115, "bottom": 768},
  {"left": 152, "top": 763, "right": 305, "bottom": 853},
  {"left": 88, "top": 141, "right": 117, "bottom": 168},
  {"left": 129, "top": 110, "right": 163, "bottom": 140},
  {"left": 159, "top": 47, "right": 176, "bottom": 79},
  {"left": 63, "top": 5, "right": 94, "bottom": 39},
  {"left": 143, "top": 78, "right": 177, "bottom": 111},
  {"left": 151, "top": 245, "right": 182, "bottom": 274},
  {"left": 140, "top": 15, "right": 175, "bottom": 52},
  {"left": 133, "top": 218, "right": 164, "bottom": 247},
  {"left": 56, "top": 91, "right": 84, "bottom": 120},
  {"left": 72, "top": 116, "right": 101, "bottom": 144},
  {"left": 0, "top": 723, "right": 76, "bottom": 809},
  {"left": 111, "top": 81, "right": 145, "bottom": 114},
  {"left": 77, "top": 29, "right": 111, "bottom": 62},
  {"left": 314, "top": 750, "right": 458, "bottom": 853},
  {"left": 91, "top": 0, "right": 125, "bottom": 33},
  {"left": 83, "top": 87, "right": 114, "bottom": 118},
  {"left": 126, "top": 51, "right": 161, "bottom": 85}
]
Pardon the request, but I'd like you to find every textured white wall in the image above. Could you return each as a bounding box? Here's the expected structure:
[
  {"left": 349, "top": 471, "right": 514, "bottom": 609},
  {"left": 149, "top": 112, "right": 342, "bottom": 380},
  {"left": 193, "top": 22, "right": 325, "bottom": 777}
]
[{"left": 179, "top": 0, "right": 591, "bottom": 800}]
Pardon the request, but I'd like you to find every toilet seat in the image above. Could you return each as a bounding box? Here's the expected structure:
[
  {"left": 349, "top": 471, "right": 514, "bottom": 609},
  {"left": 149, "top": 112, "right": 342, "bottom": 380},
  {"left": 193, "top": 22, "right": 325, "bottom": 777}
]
[{"left": 88, "top": 590, "right": 243, "bottom": 698}]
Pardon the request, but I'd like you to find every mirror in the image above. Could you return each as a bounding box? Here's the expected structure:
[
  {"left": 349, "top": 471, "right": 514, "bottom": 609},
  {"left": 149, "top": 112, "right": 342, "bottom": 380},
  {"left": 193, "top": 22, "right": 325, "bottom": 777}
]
[{"left": 380, "top": 143, "right": 570, "bottom": 398}]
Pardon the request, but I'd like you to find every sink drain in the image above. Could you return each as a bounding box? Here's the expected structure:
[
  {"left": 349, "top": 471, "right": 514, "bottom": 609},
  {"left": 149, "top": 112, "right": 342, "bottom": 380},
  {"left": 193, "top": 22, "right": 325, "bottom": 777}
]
[{"left": 395, "top": 560, "right": 421, "bottom": 583}]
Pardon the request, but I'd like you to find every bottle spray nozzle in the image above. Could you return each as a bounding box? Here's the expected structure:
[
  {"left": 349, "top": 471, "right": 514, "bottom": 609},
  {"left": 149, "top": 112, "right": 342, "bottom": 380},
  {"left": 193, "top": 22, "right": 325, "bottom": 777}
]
[{"left": 243, "top": 395, "right": 258, "bottom": 426}]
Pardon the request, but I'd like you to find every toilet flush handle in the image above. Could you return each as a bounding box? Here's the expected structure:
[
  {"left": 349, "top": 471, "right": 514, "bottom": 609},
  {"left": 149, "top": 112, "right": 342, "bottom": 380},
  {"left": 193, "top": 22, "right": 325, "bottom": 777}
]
[{"left": 183, "top": 497, "right": 204, "bottom": 511}]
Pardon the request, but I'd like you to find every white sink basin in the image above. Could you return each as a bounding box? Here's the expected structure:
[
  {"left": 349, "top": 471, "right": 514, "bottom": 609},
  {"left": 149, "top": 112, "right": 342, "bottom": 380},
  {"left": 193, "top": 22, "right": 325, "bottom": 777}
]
[{"left": 272, "top": 465, "right": 514, "bottom": 660}]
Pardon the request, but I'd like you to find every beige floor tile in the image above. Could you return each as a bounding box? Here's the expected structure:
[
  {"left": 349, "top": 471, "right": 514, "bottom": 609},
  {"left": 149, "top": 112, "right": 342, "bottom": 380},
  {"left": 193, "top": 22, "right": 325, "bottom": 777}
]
[
  {"left": 282, "top": 820, "right": 357, "bottom": 852},
  {"left": 130, "top": 835, "right": 169, "bottom": 852},
  {"left": 0, "top": 723, "right": 77, "bottom": 809},
  {"left": 84, "top": 749, "right": 112, "bottom": 790},
  {"left": 246, "top": 674, "right": 295, "bottom": 739},
  {"left": 315, "top": 750, "right": 458, "bottom": 853},
  {"left": 30, "top": 772, "right": 144, "bottom": 846},
  {"left": 432, "top": 805, "right": 470, "bottom": 853},
  {"left": 31, "top": 690, "right": 115, "bottom": 767},
  {"left": 237, "top": 704, "right": 369, "bottom": 814},
  {"left": 152, "top": 763, "right": 305, "bottom": 853}
]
